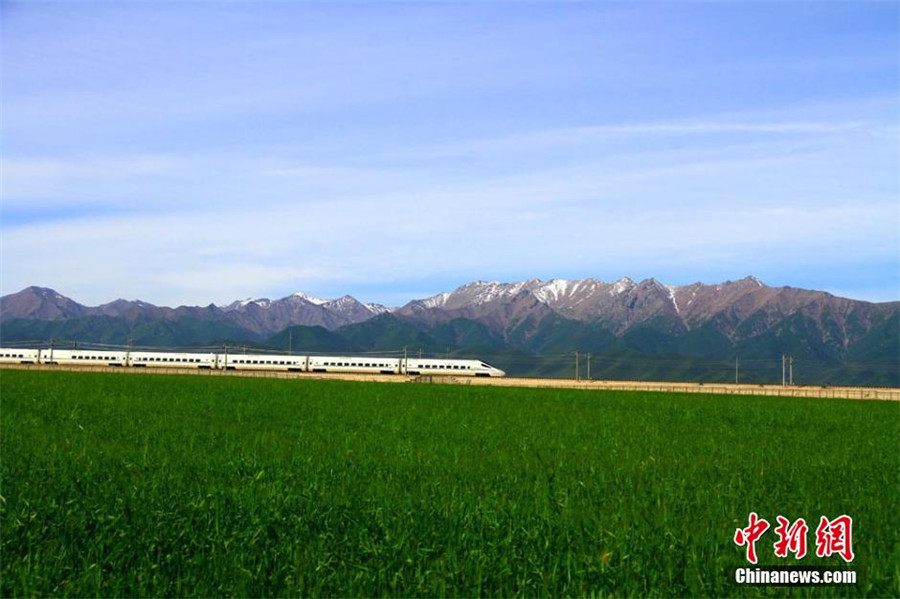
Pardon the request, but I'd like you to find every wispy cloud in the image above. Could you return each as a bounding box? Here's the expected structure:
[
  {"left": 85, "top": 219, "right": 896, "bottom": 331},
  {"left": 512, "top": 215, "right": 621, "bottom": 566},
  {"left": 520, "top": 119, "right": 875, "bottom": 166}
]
[{"left": 1, "top": 2, "right": 897, "bottom": 304}]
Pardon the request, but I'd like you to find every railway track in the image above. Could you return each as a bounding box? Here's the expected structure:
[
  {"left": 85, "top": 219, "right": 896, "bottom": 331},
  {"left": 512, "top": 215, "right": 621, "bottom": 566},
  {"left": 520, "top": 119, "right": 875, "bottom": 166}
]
[{"left": 1, "top": 363, "right": 898, "bottom": 401}]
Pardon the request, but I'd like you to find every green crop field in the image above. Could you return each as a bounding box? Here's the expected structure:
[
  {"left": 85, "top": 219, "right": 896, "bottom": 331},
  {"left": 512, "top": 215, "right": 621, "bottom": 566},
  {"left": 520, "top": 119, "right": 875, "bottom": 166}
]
[{"left": 2, "top": 370, "right": 898, "bottom": 597}]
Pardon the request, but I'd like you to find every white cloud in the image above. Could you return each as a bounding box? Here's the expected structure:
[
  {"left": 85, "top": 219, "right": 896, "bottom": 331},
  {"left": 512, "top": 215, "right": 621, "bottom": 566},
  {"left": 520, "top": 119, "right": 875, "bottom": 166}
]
[
  {"left": 2, "top": 106, "right": 896, "bottom": 305},
  {"left": 1, "top": 155, "right": 181, "bottom": 206}
]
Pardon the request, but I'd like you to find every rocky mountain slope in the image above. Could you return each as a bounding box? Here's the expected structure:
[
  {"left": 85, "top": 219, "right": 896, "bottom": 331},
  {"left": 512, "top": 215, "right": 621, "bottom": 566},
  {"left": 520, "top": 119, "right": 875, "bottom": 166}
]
[
  {"left": 1, "top": 286, "right": 387, "bottom": 336},
  {"left": 1, "top": 278, "right": 896, "bottom": 385},
  {"left": 396, "top": 276, "right": 895, "bottom": 348}
]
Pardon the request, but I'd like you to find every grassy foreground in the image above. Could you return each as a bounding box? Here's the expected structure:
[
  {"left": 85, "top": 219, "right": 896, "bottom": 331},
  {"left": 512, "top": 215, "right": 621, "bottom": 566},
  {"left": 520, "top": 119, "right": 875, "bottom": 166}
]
[{"left": 1, "top": 370, "right": 898, "bottom": 597}]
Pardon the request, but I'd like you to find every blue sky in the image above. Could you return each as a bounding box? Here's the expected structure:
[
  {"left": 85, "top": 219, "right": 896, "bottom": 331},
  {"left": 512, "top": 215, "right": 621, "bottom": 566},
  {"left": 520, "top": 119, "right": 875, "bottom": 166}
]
[{"left": 2, "top": 1, "right": 898, "bottom": 307}]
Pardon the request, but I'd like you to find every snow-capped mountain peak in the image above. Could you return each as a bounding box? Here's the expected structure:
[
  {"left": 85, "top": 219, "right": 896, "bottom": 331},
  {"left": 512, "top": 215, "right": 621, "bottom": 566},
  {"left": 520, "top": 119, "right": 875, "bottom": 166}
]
[
  {"left": 365, "top": 303, "right": 390, "bottom": 315},
  {"left": 421, "top": 291, "right": 452, "bottom": 309},
  {"left": 292, "top": 292, "right": 328, "bottom": 305},
  {"left": 532, "top": 279, "right": 575, "bottom": 303},
  {"left": 611, "top": 277, "right": 635, "bottom": 295},
  {"left": 240, "top": 297, "right": 271, "bottom": 308}
]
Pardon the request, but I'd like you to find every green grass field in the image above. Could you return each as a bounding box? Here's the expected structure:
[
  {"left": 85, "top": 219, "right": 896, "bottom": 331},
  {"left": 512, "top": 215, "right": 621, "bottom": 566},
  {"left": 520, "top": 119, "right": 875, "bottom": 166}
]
[{"left": 2, "top": 370, "right": 898, "bottom": 597}]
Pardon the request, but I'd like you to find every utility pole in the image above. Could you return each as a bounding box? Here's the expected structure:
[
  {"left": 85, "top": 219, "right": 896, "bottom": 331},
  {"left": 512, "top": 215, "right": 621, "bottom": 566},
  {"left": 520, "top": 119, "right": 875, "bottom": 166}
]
[
  {"left": 735, "top": 356, "right": 739, "bottom": 385},
  {"left": 789, "top": 356, "right": 794, "bottom": 386},
  {"left": 586, "top": 352, "right": 591, "bottom": 380},
  {"left": 288, "top": 330, "right": 293, "bottom": 355},
  {"left": 224, "top": 343, "right": 228, "bottom": 371},
  {"left": 575, "top": 350, "right": 580, "bottom": 381},
  {"left": 782, "top": 354, "right": 786, "bottom": 387}
]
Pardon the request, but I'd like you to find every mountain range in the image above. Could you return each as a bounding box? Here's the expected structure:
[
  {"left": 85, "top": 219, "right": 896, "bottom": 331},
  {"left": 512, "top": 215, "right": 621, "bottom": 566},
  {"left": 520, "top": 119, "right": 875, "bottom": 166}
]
[{"left": 2, "top": 277, "right": 897, "bottom": 386}]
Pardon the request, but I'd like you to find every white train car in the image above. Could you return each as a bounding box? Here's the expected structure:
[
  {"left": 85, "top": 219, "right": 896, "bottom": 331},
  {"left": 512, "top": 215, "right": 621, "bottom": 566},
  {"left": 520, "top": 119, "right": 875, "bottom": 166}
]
[
  {"left": 307, "top": 355, "right": 401, "bottom": 375},
  {"left": 40, "top": 349, "right": 128, "bottom": 367},
  {"left": 218, "top": 353, "right": 307, "bottom": 372},
  {"left": 0, "top": 348, "right": 41, "bottom": 364},
  {"left": 129, "top": 351, "right": 217, "bottom": 369},
  {"left": 0, "top": 346, "right": 507, "bottom": 377},
  {"left": 403, "top": 358, "right": 505, "bottom": 377}
]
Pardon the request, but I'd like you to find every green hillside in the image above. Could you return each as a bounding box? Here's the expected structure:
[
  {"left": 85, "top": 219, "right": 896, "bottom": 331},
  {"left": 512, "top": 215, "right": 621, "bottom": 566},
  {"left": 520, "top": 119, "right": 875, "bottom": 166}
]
[{"left": 2, "top": 309, "right": 897, "bottom": 386}]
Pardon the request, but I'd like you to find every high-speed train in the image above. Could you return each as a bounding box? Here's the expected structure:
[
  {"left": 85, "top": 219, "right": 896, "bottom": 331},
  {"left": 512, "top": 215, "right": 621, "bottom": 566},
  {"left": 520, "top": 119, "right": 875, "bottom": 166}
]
[{"left": 0, "top": 347, "right": 506, "bottom": 377}]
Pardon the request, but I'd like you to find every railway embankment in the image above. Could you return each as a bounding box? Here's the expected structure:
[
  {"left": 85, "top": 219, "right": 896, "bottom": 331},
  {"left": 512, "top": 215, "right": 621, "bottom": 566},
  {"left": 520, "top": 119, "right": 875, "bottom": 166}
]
[{"left": 2, "top": 363, "right": 898, "bottom": 400}]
